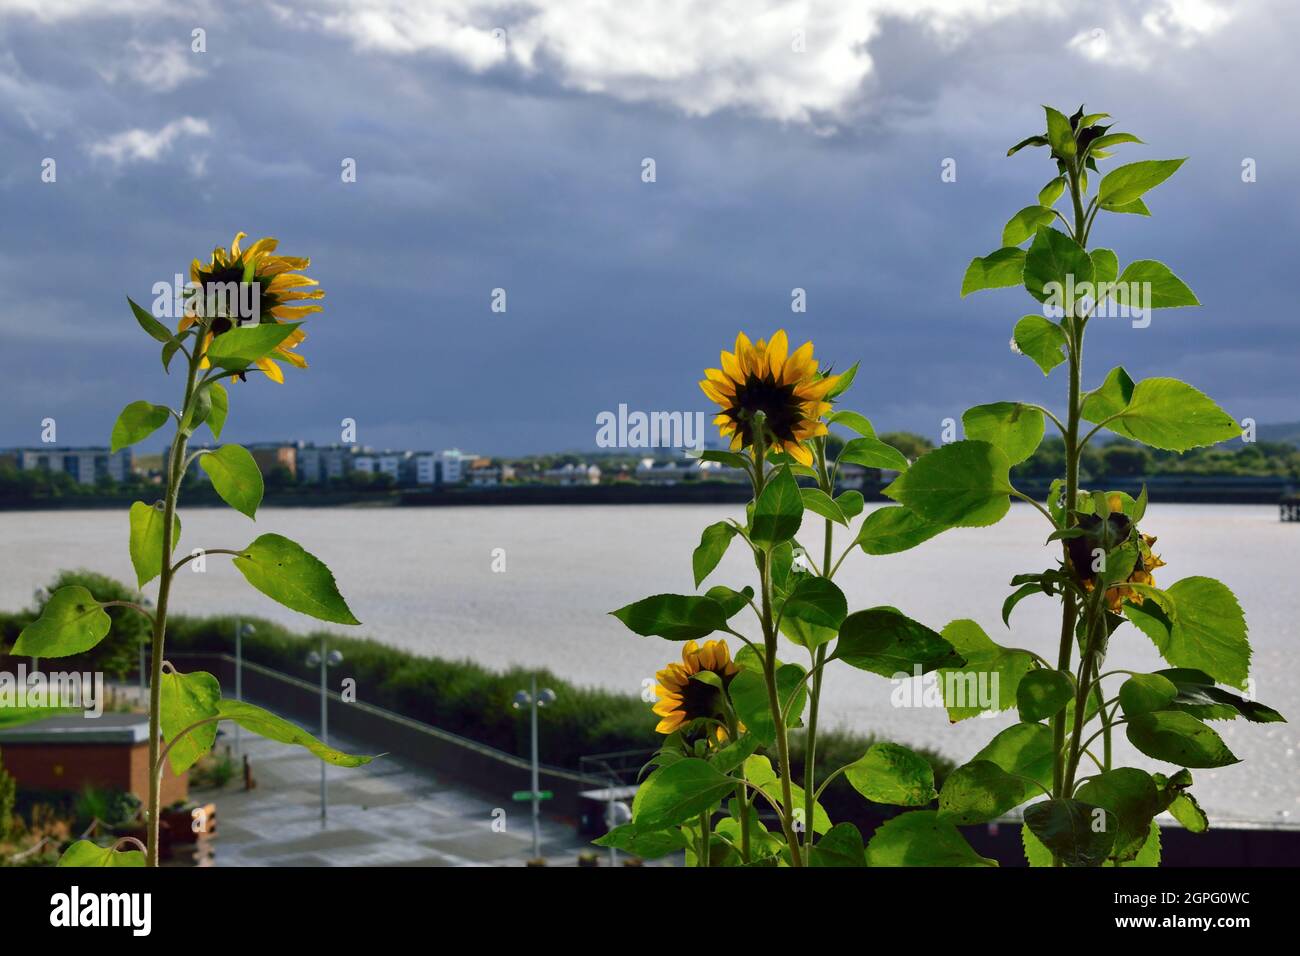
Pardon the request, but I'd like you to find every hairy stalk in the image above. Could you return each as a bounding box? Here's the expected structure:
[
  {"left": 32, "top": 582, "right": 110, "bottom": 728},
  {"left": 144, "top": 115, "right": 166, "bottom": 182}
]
[
  {"left": 146, "top": 331, "right": 204, "bottom": 866},
  {"left": 1048, "top": 156, "right": 1089, "bottom": 865},
  {"left": 802, "top": 435, "right": 833, "bottom": 855}
]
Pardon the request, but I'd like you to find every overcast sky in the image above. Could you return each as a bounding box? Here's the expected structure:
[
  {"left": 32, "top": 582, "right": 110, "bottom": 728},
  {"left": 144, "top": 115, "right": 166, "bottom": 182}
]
[{"left": 1, "top": 0, "right": 1295, "bottom": 456}]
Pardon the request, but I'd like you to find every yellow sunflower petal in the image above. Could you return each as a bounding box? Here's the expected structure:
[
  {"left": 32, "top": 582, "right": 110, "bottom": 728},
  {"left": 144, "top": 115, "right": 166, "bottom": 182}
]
[
  {"left": 656, "top": 713, "right": 686, "bottom": 734},
  {"left": 256, "top": 356, "right": 285, "bottom": 384}
]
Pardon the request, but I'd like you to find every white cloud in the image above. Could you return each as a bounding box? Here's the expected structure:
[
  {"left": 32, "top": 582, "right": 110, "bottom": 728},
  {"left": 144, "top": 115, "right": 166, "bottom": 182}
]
[
  {"left": 300, "top": 0, "right": 1238, "bottom": 125},
  {"left": 88, "top": 116, "right": 211, "bottom": 164},
  {"left": 1067, "top": 0, "right": 1235, "bottom": 65},
  {"left": 98, "top": 40, "right": 205, "bottom": 92}
]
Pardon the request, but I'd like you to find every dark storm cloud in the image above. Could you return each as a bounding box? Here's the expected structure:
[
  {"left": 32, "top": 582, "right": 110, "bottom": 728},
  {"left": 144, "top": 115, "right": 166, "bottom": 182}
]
[{"left": 0, "top": 1, "right": 1295, "bottom": 455}]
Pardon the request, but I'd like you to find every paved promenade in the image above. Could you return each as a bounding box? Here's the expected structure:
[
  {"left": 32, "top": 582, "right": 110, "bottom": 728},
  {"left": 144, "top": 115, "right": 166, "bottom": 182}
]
[{"left": 206, "top": 728, "right": 604, "bottom": 866}]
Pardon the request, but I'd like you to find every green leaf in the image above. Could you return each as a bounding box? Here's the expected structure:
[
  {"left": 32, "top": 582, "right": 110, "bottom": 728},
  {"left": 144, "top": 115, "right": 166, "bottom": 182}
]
[
  {"left": 743, "top": 755, "right": 831, "bottom": 834},
  {"left": 799, "top": 487, "right": 847, "bottom": 526},
  {"left": 1090, "top": 248, "right": 1119, "bottom": 286},
  {"left": 1090, "top": 377, "right": 1238, "bottom": 451},
  {"left": 866, "top": 811, "right": 996, "bottom": 867},
  {"left": 809, "top": 822, "right": 866, "bottom": 867},
  {"left": 939, "top": 760, "right": 1028, "bottom": 824},
  {"left": 1002, "top": 205, "right": 1056, "bottom": 247},
  {"left": 1115, "top": 260, "right": 1199, "bottom": 309},
  {"left": 1169, "top": 792, "right": 1209, "bottom": 833},
  {"left": 632, "top": 758, "right": 736, "bottom": 830},
  {"left": 835, "top": 490, "right": 865, "bottom": 519},
  {"left": 207, "top": 383, "right": 229, "bottom": 440},
  {"left": 692, "top": 521, "right": 737, "bottom": 587},
  {"left": 12, "top": 586, "right": 111, "bottom": 657},
  {"left": 1118, "top": 673, "right": 1179, "bottom": 717},
  {"left": 216, "top": 699, "right": 373, "bottom": 767},
  {"left": 1107, "top": 198, "right": 1152, "bottom": 216},
  {"left": 825, "top": 362, "right": 859, "bottom": 399},
  {"left": 162, "top": 335, "right": 185, "bottom": 373},
  {"left": 1023, "top": 799, "right": 1115, "bottom": 867},
  {"left": 204, "top": 322, "right": 301, "bottom": 370},
  {"left": 1038, "top": 176, "right": 1065, "bottom": 207},
  {"left": 1075, "top": 768, "right": 1162, "bottom": 862},
  {"left": 704, "top": 585, "right": 753, "bottom": 619},
  {"left": 1123, "top": 576, "right": 1249, "bottom": 688},
  {"left": 838, "top": 436, "right": 910, "bottom": 471},
  {"left": 199, "top": 444, "right": 264, "bottom": 519},
  {"left": 1023, "top": 226, "right": 1093, "bottom": 306},
  {"left": 57, "top": 840, "right": 146, "bottom": 868},
  {"left": 960, "top": 247, "right": 1025, "bottom": 296},
  {"left": 1017, "top": 669, "right": 1074, "bottom": 721},
  {"left": 1126, "top": 711, "right": 1240, "bottom": 768},
  {"left": 1007, "top": 134, "right": 1048, "bottom": 156},
  {"left": 883, "top": 440, "right": 1012, "bottom": 527},
  {"left": 777, "top": 575, "right": 847, "bottom": 650},
  {"left": 729, "top": 665, "right": 807, "bottom": 747},
  {"left": 832, "top": 608, "right": 964, "bottom": 678},
  {"left": 962, "top": 402, "right": 1044, "bottom": 466},
  {"left": 1091, "top": 132, "right": 1143, "bottom": 151},
  {"left": 937, "top": 619, "right": 1034, "bottom": 721},
  {"left": 110, "top": 401, "right": 170, "bottom": 454},
  {"left": 233, "top": 533, "right": 361, "bottom": 625},
  {"left": 750, "top": 465, "right": 803, "bottom": 549},
  {"left": 182, "top": 385, "right": 212, "bottom": 434},
  {"left": 827, "top": 410, "right": 875, "bottom": 437},
  {"left": 854, "top": 505, "right": 949, "bottom": 555},
  {"left": 1080, "top": 366, "right": 1135, "bottom": 423},
  {"left": 593, "top": 824, "right": 688, "bottom": 859},
  {"left": 128, "top": 501, "right": 181, "bottom": 588},
  {"left": 159, "top": 669, "right": 221, "bottom": 774},
  {"left": 844, "top": 742, "right": 937, "bottom": 806},
  {"left": 971, "top": 722, "right": 1055, "bottom": 804},
  {"left": 1044, "top": 106, "right": 1075, "bottom": 157},
  {"left": 128, "top": 296, "right": 177, "bottom": 344},
  {"left": 611, "top": 593, "right": 726, "bottom": 641},
  {"left": 1099, "top": 158, "right": 1185, "bottom": 209},
  {"left": 1153, "top": 668, "right": 1283, "bottom": 723},
  {"left": 1012, "top": 315, "right": 1068, "bottom": 375}
]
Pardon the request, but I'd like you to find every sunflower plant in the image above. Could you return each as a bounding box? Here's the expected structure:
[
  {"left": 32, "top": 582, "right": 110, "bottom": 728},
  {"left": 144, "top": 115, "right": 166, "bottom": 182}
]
[
  {"left": 13, "top": 233, "right": 371, "bottom": 868},
  {"left": 605, "top": 332, "right": 970, "bottom": 867},
  {"left": 872, "top": 105, "right": 1284, "bottom": 866}
]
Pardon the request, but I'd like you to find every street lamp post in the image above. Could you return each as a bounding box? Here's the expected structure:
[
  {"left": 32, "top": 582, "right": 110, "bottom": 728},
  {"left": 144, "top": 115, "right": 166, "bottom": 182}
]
[
  {"left": 306, "top": 637, "right": 343, "bottom": 826},
  {"left": 512, "top": 676, "right": 557, "bottom": 860},
  {"left": 234, "top": 621, "right": 254, "bottom": 754}
]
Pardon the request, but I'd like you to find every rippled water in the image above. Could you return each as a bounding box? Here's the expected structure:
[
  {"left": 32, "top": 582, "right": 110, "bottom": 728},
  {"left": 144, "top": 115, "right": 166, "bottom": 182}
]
[{"left": 2, "top": 503, "right": 1295, "bottom": 823}]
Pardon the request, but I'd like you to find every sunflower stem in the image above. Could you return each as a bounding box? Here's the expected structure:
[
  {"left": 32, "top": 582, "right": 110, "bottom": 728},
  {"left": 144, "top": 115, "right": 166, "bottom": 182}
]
[{"left": 146, "top": 326, "right": 205, "bottom": 867}]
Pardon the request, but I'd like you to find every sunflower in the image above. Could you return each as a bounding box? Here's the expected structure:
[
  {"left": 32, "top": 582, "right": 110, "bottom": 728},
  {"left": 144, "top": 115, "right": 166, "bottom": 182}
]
[
  {"left": 178, "top": 231, "right": 324, "bottom": 383},
  {"left": 1102, "top": 532, "right": 1166, "bottom": 612},
  {"left": 1068, "top": 496, "right": 1167, "bottom": 612},
  {"left": 652, "top": 639, "right": 740, "bottom": 736},
  {"left": 699, "top": 330, "right": 839, "bottom": 467}
]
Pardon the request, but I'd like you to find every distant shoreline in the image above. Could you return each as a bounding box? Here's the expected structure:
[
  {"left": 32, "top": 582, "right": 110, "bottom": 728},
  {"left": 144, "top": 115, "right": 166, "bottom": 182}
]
[{"left": 0, "top": 475, "right": 1294, "bottom": 511}]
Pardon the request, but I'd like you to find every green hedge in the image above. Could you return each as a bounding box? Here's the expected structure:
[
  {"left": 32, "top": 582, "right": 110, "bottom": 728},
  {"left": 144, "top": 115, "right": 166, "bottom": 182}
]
[{"left": 1, "top": 571, "right": 953, "bottom": 819}]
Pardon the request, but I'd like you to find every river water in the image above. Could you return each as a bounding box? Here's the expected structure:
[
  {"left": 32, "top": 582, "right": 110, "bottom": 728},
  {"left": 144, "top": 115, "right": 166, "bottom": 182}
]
[{"left": 1, "top": 503, "right": 1294, "bottom": 823}]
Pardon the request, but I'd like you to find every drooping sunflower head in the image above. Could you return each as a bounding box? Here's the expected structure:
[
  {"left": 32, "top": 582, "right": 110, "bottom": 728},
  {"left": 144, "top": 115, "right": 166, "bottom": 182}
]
[
  {"left": 180, "top": 231, "right": 324, "bottom": 383},
  {"left": 1069, "top": 495, "right": 1167, "bottom": 612},
  {"left": 652, "top": 639, "right": 740, "bottom": 736},
  {"left": 699, "top": 330, "right": 839, "bottom": 467}
]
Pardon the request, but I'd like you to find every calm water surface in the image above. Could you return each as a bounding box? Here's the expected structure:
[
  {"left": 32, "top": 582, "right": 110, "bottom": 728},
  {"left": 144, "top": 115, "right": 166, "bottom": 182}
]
[{"left": 2, "top": 503, "right": 1295, "bottom": 823}]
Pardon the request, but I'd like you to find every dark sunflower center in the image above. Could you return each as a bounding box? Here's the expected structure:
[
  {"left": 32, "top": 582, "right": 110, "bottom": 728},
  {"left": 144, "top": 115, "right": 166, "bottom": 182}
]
[
  {"left": 194, "top": 264, "right": 278, "bottom": 334},
  {"left": 676, "top": 673, "right": 731, "bottom": 725},
  {"left": 726, "top": 375, "right": 802, "bottom": 444}
]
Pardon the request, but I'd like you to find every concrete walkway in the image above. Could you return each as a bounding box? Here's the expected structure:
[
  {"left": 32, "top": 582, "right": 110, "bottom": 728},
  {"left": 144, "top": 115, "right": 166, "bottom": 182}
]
[{"left": 203, "top": 727, "right": 624, "bottom": 867}]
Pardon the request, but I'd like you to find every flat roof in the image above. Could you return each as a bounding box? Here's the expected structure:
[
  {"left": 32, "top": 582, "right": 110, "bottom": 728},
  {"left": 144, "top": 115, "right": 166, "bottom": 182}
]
[{"left": 0, "top": 712, "right": 149, "bottom": 745}]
